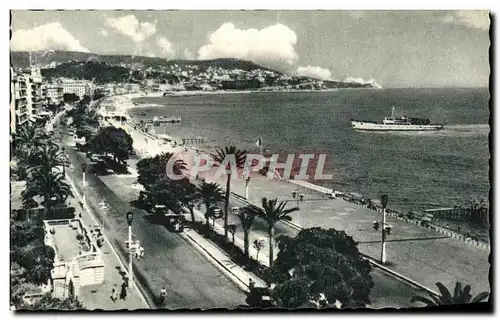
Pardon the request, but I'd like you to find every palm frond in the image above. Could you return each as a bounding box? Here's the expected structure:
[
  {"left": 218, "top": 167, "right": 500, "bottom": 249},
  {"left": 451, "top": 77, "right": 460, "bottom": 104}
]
[
  {"left": 410, "top": 295, "right": 438, "bottom": 306},
  {"left": 471, "top": 292, "right": 489, "bottom": 303}
]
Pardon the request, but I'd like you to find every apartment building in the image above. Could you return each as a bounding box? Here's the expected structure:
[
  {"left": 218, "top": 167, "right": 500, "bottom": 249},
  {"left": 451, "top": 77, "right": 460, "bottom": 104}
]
[
  {"left": 60, "top": 78, "right": 94, "bottom": 99},
  {"left": 42, "top": 81, "right": 64, "bottom": 105},
  {"left": 10, "top": 67, "right": 45, "bottom": 134}
]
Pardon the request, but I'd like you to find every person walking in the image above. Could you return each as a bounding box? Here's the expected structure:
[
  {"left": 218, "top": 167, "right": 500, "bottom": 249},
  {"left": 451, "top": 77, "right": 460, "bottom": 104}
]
[
  {"left": 248, "top": 278, "right": 255, "bottom": 291},
  {"left": 120, "top": 282, "right": 128, "bottom": 300},
  {"left": 110, "top": 287, "right": 118, "bottom": 303},
  {"left": 159, "top": 287, "right": 167, "bottom": 306}
]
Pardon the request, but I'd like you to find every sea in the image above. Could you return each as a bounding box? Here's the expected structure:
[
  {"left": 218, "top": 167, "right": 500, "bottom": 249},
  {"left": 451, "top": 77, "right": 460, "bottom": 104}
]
[{"left": 130, "top": 88, "right": 490, "bottom": 213}]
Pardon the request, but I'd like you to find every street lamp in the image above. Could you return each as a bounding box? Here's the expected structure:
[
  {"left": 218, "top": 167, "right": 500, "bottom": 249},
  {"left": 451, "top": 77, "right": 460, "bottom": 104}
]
[
  {"left": 81, "top": 163, "right": 87, "bottom": 186},
  {"left": 380, "top": 195, "right": 388, "bottom": 264},
  {"left": 292, "top": 190, "right": 305, "bottom": 225},
  {"left": 62, "top": 147, "right": 66, "bottom": 177},
  {"left": 126, "top": 211, "right": 134, "bottom": 285},
  {"left": 245, "top": 176, "right": 251, "bottom": 199}
]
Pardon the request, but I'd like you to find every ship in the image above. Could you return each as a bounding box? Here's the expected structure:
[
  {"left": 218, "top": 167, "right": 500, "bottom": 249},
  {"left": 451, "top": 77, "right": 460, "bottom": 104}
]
[{"left": 351, "top": 107, "right": 444, "bottom": 131}]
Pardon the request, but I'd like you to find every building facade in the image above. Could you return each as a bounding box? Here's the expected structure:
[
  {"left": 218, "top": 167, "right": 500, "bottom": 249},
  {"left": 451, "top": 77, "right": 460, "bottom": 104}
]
[
  {"left": 42, "top": 81, "right": 64, "bottom": 105},
  {"left": 61, "top": 79, "right": 94, "bottom": 99},
  {"left": 10, "top": 67, "right": 45, "bottom": 134},
  {"left": 10, "top": 69, "right": 30, "bottom": 133}
]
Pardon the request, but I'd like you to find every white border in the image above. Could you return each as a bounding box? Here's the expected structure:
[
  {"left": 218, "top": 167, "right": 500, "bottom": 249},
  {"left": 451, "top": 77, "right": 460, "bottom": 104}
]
[{"left": 1, "top": 2, "right": 497, "bottom": 320}]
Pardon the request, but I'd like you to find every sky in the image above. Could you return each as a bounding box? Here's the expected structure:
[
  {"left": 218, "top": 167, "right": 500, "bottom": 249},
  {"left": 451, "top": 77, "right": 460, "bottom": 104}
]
[{"left": 10, "top": 10, "right": 490, "bottom": 88}]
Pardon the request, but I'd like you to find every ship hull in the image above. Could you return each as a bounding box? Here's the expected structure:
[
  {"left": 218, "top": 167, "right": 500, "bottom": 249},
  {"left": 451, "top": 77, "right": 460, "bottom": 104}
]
[{"left": 351, "top": 120, "right": 443, "bottom": 131}]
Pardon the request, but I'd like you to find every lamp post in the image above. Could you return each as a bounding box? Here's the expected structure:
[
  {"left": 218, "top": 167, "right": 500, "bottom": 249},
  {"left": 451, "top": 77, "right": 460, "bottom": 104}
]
[
  {"left": 81, "top": 163, "right": 87, "bottom": 187},
  {"left": 292, "top": 190, "right": 305, "bottom": 226},
  {"left": 126, "top": 211, "right": 134, "bottom": 284},
  {"left": 62, "top": 147, "right": 66, "bottom": 177},
  {"left": 380, "top": 195, "right": 388, "bottom": 264},
  {"left": 245, "top": 176, "right": 251, "bottom": 199}
]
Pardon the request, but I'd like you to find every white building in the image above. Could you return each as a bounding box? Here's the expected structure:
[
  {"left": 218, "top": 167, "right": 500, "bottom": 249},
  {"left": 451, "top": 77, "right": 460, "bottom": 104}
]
[
  {"left": 10, "top": 67, "right": 43, "bottom": 133},
  {"left": 60, "top": 79, "right": 94, "bottom": 99},
  {"left": 42, "top": 81, "right": 64, "bottom": 104}
]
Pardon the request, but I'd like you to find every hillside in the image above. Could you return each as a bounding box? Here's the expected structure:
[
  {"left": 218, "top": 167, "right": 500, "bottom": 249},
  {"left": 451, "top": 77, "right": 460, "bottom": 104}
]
[
  {"left": 10, "top": 51, "right": 274, "bottom": 73},
  {"left": 10, "top": 50, "right": 378, "bottom": 89}
]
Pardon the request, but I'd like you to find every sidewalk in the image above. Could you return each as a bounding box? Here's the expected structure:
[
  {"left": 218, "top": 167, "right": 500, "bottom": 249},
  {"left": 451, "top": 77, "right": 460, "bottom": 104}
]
[
  {"left": 181, "top": 228, "right": 266, "bottom": 290},
  {"left": 208, "top": 174, "right": 490, "bottom": 295},
  {"left": 66, "top": 175, "right": 148, "bottom": 310}
]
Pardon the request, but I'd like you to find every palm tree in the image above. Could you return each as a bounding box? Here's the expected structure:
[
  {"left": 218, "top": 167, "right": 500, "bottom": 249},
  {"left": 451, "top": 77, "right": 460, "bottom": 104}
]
[
  {"left": 411, "top": 282, "right": 489, "bottom": 306},
  {"left": 180, "top": 181, "right": 199, "bottom": 222},
  {"left": 27, "top": 142, "right": 66, "bottom": 174},
  {"left": 212, "top": 146, "right": 247, "bottom": 240},
  {"left": 235, "top": 207, "right": 257, "bottom": 259},
  {"left": 245, "top": 198, "right": 298, "bottom": 266},
  {"left": 13, "top": 123, "right": 49, "bottom": 161},
  {"left": 196, "top": 181, "right": 225, "bottom": 228},
  {"left": 22, "top": 170, "right": 73, "bottom": 212}
]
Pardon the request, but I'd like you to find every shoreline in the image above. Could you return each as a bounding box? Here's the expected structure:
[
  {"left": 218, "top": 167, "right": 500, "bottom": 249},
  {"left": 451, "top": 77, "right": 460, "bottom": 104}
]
[{"left": 99, "top": 94, "right": 489, "bottom": 243}]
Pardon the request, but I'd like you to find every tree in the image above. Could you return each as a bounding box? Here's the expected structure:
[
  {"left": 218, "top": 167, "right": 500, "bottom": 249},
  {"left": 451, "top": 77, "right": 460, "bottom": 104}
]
[
  {"left": 411, "top": 282, "right": 490, "bottom": 306},
  {"left": 137, "top": 152, "right": 187, "bottom": 191},
  {"left": 235, "top": 207, "right": 257, "bottom": 259},
  {"left": 245, "top": 198, "right": 298, "bottom": 266},
  {"left": 212, "top": 146, "right": 247, "bottom": 240},
  {"left": 63, "top": 93, "right": 80, "bottom": 103},
  {"left": 22, "top": 170, "right": 73, "bottom": 211},
  {"left": 13, "top": 123, "right": 49, "bottom": 162},
  {"left": 91, "top": 126, "right": 133, "bottom": 164},
  {"left": 253, "top": 239, "right": 265, "bottom": 261},
  {"left": 263, "top": 227, "right": 374, "bottom": 308},
  {"left": 196, "top": 181, "right": 225, "bottom": 227},
  {"left": 148, "top": 179, "right": 186, "bottom": 215},
  {"left": 180, "top": 181, "right": 199, "bottom": 222},
  {"left": 26, "top": 142, "right": 66, "bottom": 175}
]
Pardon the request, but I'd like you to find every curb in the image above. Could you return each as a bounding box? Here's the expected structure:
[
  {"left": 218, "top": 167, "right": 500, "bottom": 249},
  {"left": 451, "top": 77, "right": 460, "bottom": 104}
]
[
  {"left": 280, "top": 179, "right": 491, "bottom": 251},
  {"left": 180, "top": 230, "right": 252, "bottom": 294},
  {"left": 230, "top": 191, "right": 441, "bottom": 300}
]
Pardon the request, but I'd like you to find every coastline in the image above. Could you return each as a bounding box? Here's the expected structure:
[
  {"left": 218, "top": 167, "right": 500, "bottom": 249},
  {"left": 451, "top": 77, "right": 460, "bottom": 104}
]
[{"left": 99, "top": 93, "right": 489, "bottom": 244}]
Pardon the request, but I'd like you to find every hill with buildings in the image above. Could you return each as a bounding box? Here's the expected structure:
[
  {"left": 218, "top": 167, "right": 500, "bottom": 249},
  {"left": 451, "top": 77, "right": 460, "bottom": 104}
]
[{"left": 11, "top": 51, "right": 378, "bottom": 90}]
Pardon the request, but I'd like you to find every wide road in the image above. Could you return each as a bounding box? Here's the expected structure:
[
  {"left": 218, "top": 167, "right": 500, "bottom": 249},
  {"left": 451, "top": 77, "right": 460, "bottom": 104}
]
[{"left": 55, "top": 124, "right": 247, "bottom": 309}]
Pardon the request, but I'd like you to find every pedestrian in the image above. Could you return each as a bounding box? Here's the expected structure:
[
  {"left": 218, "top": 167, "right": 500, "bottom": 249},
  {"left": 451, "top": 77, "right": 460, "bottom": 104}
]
[
  {"left": 79, "top": 201, "right": 84, "bottom": 210},
  {"left": 140, "top": 246, "right": 145, "bottom": 259},
  {"left": 110, "top": 288, "right": 117, "bottom": 302},
  {"left": 120, "top": 282, "right": 128, "bottom": 300},
  {"left": 160, "top": 287, "right": 167, "bottom": 305},
  {"left": 248, "top": 278, "right": 255, "bottom": 291}
]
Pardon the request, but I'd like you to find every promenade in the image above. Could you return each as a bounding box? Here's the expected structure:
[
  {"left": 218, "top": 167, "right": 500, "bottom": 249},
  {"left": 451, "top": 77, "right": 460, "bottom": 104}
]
[
  {"left": 101, "top": 95, "right": 490, "bottom": 302},
  {"left": 206, "top": 173, "right": 490, "bottom": 295}
]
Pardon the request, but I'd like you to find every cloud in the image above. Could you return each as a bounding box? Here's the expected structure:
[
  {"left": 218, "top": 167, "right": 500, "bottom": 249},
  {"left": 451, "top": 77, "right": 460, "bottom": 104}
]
[
  {"left": 98, "top": 28, "right": 108, "bottom": 37},
  {"left": 198, "top": 22, "right": 298, "bottom": 66},
  {"left": 296, "top": 65, "right": 332, "bottom": 80},
  {"left": 439, "top": 10, "right": 490, "bottom": 30},
  {"left": 11, "top": 22, "right": 89, "bottom": 52},
  {"left": 183, "top": 49, "right": 194, "bottom": 60},
  {"left": 156, "top": 37, "right": 174, "bottom": 58},
  {"left": 344, "top": 77, "right": 382, "bottom": 89},
  {"left": 105, "top": 14, "right": 157, "bottom": 43}
]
